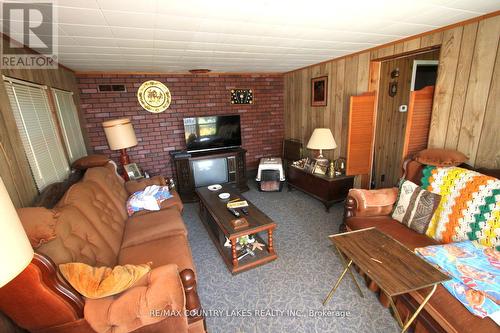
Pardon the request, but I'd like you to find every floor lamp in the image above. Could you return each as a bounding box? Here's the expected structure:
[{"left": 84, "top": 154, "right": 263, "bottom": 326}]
[{"left": 102, "top": 118, "right": 138, "bottom": 179}]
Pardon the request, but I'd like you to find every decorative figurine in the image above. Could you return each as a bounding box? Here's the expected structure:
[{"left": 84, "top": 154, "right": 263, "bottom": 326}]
[
  {"left": 334, "top": 158, "right": 346, "bottom": 175},
  {"left": 328, "top": 161, "right": 335, "bottom": 178}
]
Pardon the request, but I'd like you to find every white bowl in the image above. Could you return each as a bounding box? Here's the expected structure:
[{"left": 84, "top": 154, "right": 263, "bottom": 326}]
[
  {"left": 218, "top": 192, "right": 230, "bottom": 200},
  {"left": 208, "top": 184, "right": 222, "bottom": 191}
]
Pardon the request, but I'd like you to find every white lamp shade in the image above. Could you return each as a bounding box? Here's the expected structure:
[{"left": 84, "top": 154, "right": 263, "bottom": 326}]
[
  {"left": 307, "top": 128, "right": 337, "bottom": 150},
  {"left": 0, "top": 178, "right": 34, "bottom": 287},
  {"left": 102, "top": 118, "right": 138, "bottom": 150}
]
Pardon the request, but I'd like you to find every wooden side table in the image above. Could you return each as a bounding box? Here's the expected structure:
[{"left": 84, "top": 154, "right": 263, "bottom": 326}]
[
  {"left": 287, "top": 165, "right": 354, "bottom": 212},
  {"left": 323, "top": 228, "right": 449, "bottom": 333}
]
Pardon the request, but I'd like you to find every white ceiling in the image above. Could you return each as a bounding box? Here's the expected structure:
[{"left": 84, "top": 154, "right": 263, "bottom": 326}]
[{"left": 2, "top": 0, "right": 500, "bottom": 72}]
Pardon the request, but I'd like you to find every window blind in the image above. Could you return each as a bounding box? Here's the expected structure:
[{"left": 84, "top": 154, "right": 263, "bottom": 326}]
[
  {"left": 52, "top": 88, "right": 87, "bottom": 162},
  {"left": 4, "top": 79, "right": 70, "bottom": 191}
]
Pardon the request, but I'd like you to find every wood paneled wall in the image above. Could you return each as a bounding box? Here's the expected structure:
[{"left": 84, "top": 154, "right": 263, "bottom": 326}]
[
  {"left": 373, "top": 50, "right": 439, "bottom": 188},
  {"left": 0, "top": 36, "right": 84, "bottom": 207},
  {"left": 284, "top": 13, "right": 500, "bottom": 170}
]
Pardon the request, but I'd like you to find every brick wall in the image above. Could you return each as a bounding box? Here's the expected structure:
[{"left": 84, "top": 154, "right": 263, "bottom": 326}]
[{"left": 77, "top": 73, "right": 284, "bottom": 177}]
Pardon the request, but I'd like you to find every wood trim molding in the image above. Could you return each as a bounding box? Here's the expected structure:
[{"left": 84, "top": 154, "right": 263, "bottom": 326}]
[{"left": 286, "top": 10, "right": 500, "bottom": 74}]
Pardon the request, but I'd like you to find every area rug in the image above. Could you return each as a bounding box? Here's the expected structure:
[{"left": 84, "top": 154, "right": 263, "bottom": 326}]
[{"left": 183, "top": 183, "right": 399, "bottom": 332}]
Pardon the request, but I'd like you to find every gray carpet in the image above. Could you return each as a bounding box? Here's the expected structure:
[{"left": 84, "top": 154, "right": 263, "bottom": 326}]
[{"left": 183, "top": 183, "right": 399, "bottom": 333}]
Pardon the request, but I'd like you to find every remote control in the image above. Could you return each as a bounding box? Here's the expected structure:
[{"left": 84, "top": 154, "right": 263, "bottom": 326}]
[
  {"left": 228, "top": 207, "right": 240, "bottom": 217},
  {"left": 241, "top": 207, "right": 249, "bottom": 215}
]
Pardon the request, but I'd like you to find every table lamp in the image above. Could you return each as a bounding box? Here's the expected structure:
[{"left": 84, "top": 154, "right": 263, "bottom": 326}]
[
  {"left": 102, "top": 118, "right": 138, "bottom": 175},
  {"left": 307, "top": 128, "right": 337, "bottom": 162},
  {"left": 0, "top": 177, "right": 34, "bottom": 287}
]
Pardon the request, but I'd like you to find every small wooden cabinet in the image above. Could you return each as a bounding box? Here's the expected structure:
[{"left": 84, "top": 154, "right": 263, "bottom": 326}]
[
  {"left": 172, "top": 148, "right": 248, "bottom": 202},
  {"left": 287, "top": 165, "right": 354, "bottom": 212}
]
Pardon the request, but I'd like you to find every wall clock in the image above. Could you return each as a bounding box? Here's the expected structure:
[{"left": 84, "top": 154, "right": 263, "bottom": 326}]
[
  {"left": 231, "top": 89, "right": 253, "bottom": 104},
  {"left": 137, "top": 80, "right": 171, "bottom": 113}
]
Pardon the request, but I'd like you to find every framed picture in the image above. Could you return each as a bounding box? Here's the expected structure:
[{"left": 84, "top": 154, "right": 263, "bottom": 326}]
[
  {"left": 311, "top": 76, "right": 328, "bottom": 107},
  {"left": 124, "top": 163, "right": 143, "bottom": 180},
  {"left": 314, "top": 159, "right": 329, "bottom": 175},
  {"left": 304, "top": 157, "right": 317, "bottom": 174}
]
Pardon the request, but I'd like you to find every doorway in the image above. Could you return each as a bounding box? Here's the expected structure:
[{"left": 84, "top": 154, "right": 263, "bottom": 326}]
[{"left": 371, "top": 49, "right": 440, "bottom": 189}]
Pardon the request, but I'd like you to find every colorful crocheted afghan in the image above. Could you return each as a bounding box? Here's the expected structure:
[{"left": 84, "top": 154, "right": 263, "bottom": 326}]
[{"left": 421, "top": 166, "right": 500, "bottom": 250}]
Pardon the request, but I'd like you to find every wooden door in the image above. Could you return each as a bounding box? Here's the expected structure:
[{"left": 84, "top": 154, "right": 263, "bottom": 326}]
[
  {"left": 402, "top": 86, "right": 435, "bottom": 160},
  {"left": 346, "top": 92, "right": 376, "bottom": 183}
]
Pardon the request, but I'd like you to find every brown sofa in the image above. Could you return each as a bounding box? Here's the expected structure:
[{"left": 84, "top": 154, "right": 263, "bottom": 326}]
[
  {"left": 0, "top": 162, "right": 205, "bottom": 333},
  {"left": 342, "top": 158, "right": 498, "bottom": 333}
]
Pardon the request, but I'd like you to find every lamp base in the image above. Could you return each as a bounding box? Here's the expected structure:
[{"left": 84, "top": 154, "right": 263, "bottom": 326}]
[
  {"left": 316, "top": 150, "right": 329, "bottom": 165},
  {"left": 119, "top": 149, "right": 130, "bottom": 180}
]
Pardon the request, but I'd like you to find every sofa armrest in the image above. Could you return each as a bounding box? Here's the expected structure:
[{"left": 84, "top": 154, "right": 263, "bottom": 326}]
[
  {"left": 84, "top": 264, "right": 189, "bottom": 333},
  {"left": 125, "top": 176, "right": 168, "bottom": 195},
  {"left": 344, "top": 188, "right": 398, "bottom": 218},
  {"left": 0, "top": 253, "right": 84, "bottom": 331}
]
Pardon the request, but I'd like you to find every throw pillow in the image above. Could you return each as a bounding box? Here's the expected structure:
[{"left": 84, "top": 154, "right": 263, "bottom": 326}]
[
  {"left": 414, "top": 148, "right": 467, "bottom": 167},
  {"left": 392, "top": 180, "right": 441, "bottom": 234},
  {"left": 59, "top": 262, "right": 151, "bottom": 299},
  {"left": 71, "top": 155, "right": 110, "bottom": 170},
  {"left": 16, "top": 207, "right": 58, "bottom": 248}
]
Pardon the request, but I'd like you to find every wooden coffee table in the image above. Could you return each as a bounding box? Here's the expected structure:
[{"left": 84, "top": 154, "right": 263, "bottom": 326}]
[
  {"left": 196, "top": 184, "right": 277, "bottom": 274},
  {"left": 323, "top": 227, "right": 449, "bottom": 333}
]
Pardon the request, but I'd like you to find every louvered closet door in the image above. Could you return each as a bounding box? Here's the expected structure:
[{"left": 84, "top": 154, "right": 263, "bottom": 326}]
[
  {"left": 53, "top": 89, "right": 87, "bottom": 162},
  {"left": 402, "top": 86, "right": 435, "bottom": 160},
  {"left": 4, "top": 80, "right": 70, "bottom": 190},
  {"left": 346, "top": 92, "right": 376, "bottom": 178}
]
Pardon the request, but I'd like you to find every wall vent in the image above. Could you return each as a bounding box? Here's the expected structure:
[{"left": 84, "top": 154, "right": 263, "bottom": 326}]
[{"left": 98, "top": 84, "right": 126, "bottom": 92}]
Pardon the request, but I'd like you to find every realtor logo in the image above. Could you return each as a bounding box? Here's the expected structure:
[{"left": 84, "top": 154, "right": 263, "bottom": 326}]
[{"left": 1, "top": 1, "right": 58, "bottom": 69}]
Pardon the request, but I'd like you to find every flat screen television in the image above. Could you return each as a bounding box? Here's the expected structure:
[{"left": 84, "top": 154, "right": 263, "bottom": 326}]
[{"left": 183, "top": 115, "right": 241, "bottom": 153}]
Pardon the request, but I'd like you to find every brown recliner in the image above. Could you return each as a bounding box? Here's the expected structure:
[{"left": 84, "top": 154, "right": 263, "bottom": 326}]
[
  {"left": 342, "top": 158, "right": 498, "bottom": 333},
  {"left": 0, "top": 162, "right": 205, "bottom": 333}
]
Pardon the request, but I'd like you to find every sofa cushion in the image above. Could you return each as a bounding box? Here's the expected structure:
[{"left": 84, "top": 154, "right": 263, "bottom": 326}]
[
  {"left": 119, "top": 235, "right": 196, "bottom": 274},
  {"left": 125, "top": 176, "right": 167, "bottom": 194},
  {"left": 414, "top": 148, "right": 467, "bottom": 167},
  {"left": 57, "top": 181, "right": 125, "bottom": 256},
  {"left": 71, "top": 155, "right": 110, "bottom": 170},
  {"left": 412, "top": 284, "right": 499, "bottom": 333},
  {"left": 16, "top": 207, "right": 57, "bottom": 248},
  {"left": 345, "top": 216, "right": 438, "bottom": 250},
  {"left": 59, "top": 262, "right": 151, "bottom": 299},
  {"left": 37, "top": 206, "right": 117, "bottom": 266},
  {"left": 392, "top": 180, "right": 440, "bottom": 234},
  {"left": 132, "top": 191, "right": 184, "bottom": 216},
  {"left": 83, "top": 164, "right": 128, "bottom": 220},
  {"left": 121, "top": 208, "right": 187, "bottom": 248},
  {"left": 84, "top": 264, "right": 188, "bottom": 333}
]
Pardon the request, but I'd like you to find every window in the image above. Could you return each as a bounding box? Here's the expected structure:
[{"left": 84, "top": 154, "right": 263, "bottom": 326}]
[
  {"left": 4, "top": 77, "right": 70, "bottom": 191},
  {"left": 52, "top": 88, "right": 87, "bottom": 162}
]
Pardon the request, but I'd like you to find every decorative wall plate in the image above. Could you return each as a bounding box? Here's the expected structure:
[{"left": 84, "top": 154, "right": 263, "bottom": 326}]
[
  {"left": 137, "top": 80, "right": 171, "bottom": 113},
  {"left": 231, "top": 89, "right": 253, "bottom": 104}
]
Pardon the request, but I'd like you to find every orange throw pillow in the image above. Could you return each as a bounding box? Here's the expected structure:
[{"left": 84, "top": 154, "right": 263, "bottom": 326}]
[
  {"left": 71, "top": 155, "right": 110, "bottom": 170},
  {"left": 414, "top": 149, "right": 467, "bottom": 167},
  {"left": 59, "top": 263, "right": 151, "bottom": 299},
  {"left": 16, "top": 207, "right": 57, "bottom": 248}
]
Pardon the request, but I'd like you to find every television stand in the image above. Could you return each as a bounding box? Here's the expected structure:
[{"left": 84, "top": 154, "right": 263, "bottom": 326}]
[{"left": 172, "top": 148, "right": 248, "bottom": 202}]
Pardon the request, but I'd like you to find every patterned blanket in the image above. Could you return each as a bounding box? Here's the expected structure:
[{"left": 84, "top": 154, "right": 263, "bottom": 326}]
[
  {"left": 126, "top": 185, "right": 172, "bottom": 216},
  {"left": 415, "top": 241, "right": 500, "bottom": 323},
  {"left": 421, "top": 166, "right": 500, "bottom": 249}
]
